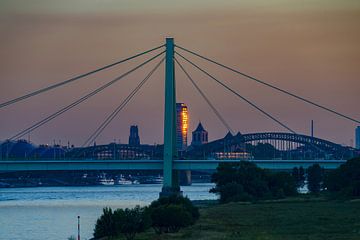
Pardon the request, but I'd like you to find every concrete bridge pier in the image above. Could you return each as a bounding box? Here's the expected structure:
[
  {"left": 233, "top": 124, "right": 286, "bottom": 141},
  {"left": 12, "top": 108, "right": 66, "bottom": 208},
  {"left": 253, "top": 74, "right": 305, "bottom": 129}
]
[{"left": 160, "top": 37, "right": 182, "bottom": 197}]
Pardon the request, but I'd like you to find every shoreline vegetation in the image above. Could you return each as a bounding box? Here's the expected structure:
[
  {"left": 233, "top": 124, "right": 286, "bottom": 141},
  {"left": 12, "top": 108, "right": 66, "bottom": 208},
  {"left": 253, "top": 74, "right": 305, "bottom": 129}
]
[
  {"left": 103, "top": 197, "right": 360, "bottom": 240},
  {"left": 92, "top": 158, "right": 360, "bottom": 239}
]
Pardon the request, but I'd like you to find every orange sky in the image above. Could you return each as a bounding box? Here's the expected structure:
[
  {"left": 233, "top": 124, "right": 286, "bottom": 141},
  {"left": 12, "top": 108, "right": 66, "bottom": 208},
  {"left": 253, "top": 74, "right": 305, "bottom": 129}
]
[{"left": 0, "top": 0, "right": 359, "bottom": 146}]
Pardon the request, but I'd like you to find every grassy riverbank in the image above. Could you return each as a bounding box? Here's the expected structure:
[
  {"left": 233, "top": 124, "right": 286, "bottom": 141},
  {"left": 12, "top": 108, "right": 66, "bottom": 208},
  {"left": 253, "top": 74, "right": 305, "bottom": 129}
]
[{"left": 116, "top": 197, "right": 360, "bottom": 240}]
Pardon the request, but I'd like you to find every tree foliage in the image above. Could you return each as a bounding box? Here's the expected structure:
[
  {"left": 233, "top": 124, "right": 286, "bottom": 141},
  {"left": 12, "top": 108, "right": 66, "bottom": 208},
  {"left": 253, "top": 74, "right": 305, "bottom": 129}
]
[
  {"left": 93, "top": 206, "right": 150, "bottom": 240},
  {"left": 211, "top": 161, "right": 297, "bottom": 203},
  {"left": 94, "top": 207, "right": 116, "bottom": 239},
  {"left": 307, "top": 164, "right": 324, "bottom": 194},
  {"left": 148, "top": 195, "right": 199, "bottom": 234},
  {"left": 292, "top": 167, "right": 305, "bottom": 188},
  {"left": 325, "top": 158, "right": 360, "bottom": 197},
  {"left": 150, "top": 204, "right": 193, "bottom": 234}
]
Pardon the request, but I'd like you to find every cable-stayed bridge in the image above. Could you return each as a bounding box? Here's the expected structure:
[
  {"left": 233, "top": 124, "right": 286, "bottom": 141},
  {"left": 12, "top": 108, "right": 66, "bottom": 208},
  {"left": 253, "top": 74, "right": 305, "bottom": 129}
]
[{"left": 0, "top": 38, "right": 358, "bottom": 194}]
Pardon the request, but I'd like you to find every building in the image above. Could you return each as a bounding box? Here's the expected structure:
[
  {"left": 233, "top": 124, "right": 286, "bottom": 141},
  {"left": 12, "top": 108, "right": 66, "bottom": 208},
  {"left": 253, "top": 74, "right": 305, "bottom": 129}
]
[
  {"left": 176, "top": 103, "right": 188, "bottom": 152},
  {"left": 356, "top": 126, "right": 360, "bottom": 149},
  {"left": 128, "top": 125, "right": 140, "bottom": 146},
  {"left": 191, "top": 122, "right": 208, "bottom": 146}
]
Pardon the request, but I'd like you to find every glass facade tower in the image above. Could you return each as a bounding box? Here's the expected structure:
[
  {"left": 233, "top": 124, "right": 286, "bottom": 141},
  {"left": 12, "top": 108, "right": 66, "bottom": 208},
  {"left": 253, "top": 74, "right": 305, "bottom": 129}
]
[{"left": 176, "top": 103, "right": 188, "bottom": 152}]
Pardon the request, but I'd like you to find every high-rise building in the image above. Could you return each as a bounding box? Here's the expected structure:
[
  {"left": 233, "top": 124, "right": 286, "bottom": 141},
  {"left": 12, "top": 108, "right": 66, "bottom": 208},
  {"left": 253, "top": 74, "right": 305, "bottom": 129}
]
[
  {"left": 128, "top": 125, "right": 140, "bottom": 146},
  {"left": 176, "top": 103, "right": 188, "bottom": 151},
  {"left": 356, "top": 126, "right": 360, "bottom": 149},
  {"left": 191, "top": 122, "right": 208, "bottom": 146}
]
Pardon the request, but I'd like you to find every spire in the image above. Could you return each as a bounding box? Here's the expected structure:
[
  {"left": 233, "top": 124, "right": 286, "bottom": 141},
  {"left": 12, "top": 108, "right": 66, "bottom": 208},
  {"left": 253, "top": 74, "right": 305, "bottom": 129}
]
[
  {"left": 194, "top": 122, "right": 205, "bottom": 132},
  {"left": 224, "top": 131, "right": 233, "bottom": 139}
]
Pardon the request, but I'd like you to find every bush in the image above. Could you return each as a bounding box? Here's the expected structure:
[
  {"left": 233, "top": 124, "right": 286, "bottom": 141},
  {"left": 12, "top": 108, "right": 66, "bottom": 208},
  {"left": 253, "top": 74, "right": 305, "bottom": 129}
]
[
  {"left": 148, "top": 195, "right": 199, "bottom": 234},
  {"left": 151, "top": 204, "right": 193, "bottom": 234},
  {"left": 93, "top": 206, "right": 150, "bottom": 240},
  {"left": 307, "top": 164, "right": 324, "bottom": 194},
  {"left": 211, "top": 161, "right": 297, "bottom": 203},
  {"left": 114, "top": 206, "right": 150, "bottom": 240},
  {"left": 325, "top": 158, "right": 360, "bottom": 197}
]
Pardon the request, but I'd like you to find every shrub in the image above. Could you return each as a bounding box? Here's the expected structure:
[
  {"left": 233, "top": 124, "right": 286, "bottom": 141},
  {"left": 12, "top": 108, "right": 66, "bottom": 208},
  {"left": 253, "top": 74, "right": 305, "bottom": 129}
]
[
  {"left": 148, "top": 195, "right": 199, "bottom": 234},
  {"left": 114, "top": 206, "right": 150, "bottom": 240},
  {"left": 151, "top": 204, "right": 193, "bottom": 234},
  {"left": 93, "top": 206, "right": 150, "bottom": 240}
]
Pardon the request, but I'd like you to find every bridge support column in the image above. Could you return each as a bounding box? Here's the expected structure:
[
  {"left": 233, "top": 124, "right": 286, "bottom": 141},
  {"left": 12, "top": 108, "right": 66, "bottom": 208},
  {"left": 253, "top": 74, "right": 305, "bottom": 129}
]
[{"left": 160, "top": 38, "right": 181, "bottom": 197}]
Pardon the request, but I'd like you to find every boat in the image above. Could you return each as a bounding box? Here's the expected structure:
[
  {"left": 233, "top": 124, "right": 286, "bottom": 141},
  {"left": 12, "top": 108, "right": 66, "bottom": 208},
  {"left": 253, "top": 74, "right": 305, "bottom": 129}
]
[
  {"left": 140, "top": 176, "right": 163, "bottom": 184},
  {"left": 98, "top": 178, "right": 115, "bottom": 185},
  {"left": 116, "top": 177, "right": 133, "bottom": 185}
]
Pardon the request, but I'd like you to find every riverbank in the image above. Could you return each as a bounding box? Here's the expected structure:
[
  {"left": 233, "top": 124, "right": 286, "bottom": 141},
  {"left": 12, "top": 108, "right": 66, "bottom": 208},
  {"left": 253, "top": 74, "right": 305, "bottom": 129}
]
[
  {"left": 0, "top": 184, "right": 216, "bottom": 240},
  {"left": 121, "top": 197, "right": 360, "bottom": 240}
]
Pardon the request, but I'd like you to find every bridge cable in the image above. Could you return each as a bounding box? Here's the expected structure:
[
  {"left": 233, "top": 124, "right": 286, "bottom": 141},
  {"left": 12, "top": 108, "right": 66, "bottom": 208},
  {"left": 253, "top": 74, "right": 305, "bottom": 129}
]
[
  {"left": 0, "top": 45, "right": 164, "bottom": 109},
  {"left": 9, "top": 51, "right": 165, "bottom": 141},
  {"left": 174, "top": 58, "right": 234, "bottom": 134},
  {"left": 83, "top": 57, "right": 165, "bottom": 147},
  {"left": 176, "top": 51, "right": 297, "bottom": 135},
  {"left": 176, "top": 52, "right": 325, "bottom": 153},
  {"left": 176, "top": 58, "right": 247, "bottom": 158},
  {"left": 175, "top": 45, "right": 360, "bottom": 125}
]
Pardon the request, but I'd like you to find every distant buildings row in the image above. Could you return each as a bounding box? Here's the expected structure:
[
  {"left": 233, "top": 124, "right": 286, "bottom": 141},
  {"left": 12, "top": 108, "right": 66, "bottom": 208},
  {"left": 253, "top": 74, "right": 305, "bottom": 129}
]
[{"left": 1, "top": 103, "right": 359, "bottom": 160}]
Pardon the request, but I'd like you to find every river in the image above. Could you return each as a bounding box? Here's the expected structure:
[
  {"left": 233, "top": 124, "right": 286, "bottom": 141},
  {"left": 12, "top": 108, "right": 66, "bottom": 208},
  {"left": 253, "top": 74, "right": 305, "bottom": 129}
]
[{"left": 0, "top": 183, "right": 216, "bottom": 240}]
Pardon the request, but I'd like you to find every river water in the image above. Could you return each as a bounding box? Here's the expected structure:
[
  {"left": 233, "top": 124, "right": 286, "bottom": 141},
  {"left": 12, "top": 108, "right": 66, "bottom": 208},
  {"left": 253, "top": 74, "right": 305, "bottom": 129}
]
[{"left": 0, "top": 184, "right": 216, "bottom": 240}]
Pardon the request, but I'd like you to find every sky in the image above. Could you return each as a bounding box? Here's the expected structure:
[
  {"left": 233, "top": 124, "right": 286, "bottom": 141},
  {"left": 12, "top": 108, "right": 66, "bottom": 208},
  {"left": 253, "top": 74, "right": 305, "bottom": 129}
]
[{"left": 0, "top": 0, "right": 359, "bottom": 147}]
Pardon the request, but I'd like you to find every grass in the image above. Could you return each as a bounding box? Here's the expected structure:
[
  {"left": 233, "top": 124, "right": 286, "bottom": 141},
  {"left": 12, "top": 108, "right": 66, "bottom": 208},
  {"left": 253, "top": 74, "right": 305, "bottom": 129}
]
[{"left": 116, "top": 197, "right": 360, "bottom": 240}]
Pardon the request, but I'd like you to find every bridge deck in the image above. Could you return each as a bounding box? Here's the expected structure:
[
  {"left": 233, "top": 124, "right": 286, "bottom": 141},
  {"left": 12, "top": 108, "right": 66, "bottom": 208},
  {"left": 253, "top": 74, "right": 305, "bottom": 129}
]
[{"left": 0, "top": 159, "right": 346, "bottom": 171}]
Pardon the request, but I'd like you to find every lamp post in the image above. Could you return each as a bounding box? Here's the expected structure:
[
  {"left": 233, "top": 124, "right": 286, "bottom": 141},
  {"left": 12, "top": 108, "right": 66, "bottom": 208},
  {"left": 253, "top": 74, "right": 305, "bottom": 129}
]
[{"left": 77, "top": 216, "right": 80, "bottom": 240}]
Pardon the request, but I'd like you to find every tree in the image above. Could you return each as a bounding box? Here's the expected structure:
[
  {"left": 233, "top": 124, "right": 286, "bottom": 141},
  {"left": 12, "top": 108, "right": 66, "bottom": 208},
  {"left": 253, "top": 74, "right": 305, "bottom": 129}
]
[
  {"left": 307, "top": 164, "right": 324, "bottom": 194},
  {"left": 268, "top": 172, "right": 297, "bottom": 198},
  {"left": 292, "top": 167, "right": 305, "bottom": 188},
  {"left": 211, "top": 161, "right": 297, "bottom": 203},
  {"left": 93, "top": 207, "right": 116, "bottom": 239},
  {"left": 94, "top": 206, "right": 150, "bottom": 240},
  {"left": 148, "top": 195, "right": 199, "bottom": 234},
  {"left": 299, "top": 167, "right": 305, "bottom": 187},
  {"left": 325, "top": 158, "right": 360, "bottom": 197},
  {"left": 114, "top": 206, "right": 150, "bottom": 240}
]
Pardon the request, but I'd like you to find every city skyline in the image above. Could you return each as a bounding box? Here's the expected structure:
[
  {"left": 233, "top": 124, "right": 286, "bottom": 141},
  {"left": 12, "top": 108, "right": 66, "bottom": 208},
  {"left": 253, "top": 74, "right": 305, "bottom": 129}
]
[{"left": 0, "top": 0, "right": 359, "bottom": 146}]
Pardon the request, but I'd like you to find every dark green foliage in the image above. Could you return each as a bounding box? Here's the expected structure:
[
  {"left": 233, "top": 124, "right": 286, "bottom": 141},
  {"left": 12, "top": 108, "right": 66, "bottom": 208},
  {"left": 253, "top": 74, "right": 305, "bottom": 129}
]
[
  {"left": 93, "top": 207, "right": 116, "bottom": 239},
  {"left": 307, "top": 164, "right": 324, "bottom": 194},
  {"left": 114, "top": 206, "right": 150, "bottom": 240},
  {"left": 292, "top": 166, "right": 305, "bottom": 188},
  {"left": 211, "top": 161, "right": 297, "bottom": 203},
  {"left": 268, "top": 172, "right": 297, "bottom": 198},
  {"left": 325, "top": 158, "right": 360, "bottom": 197},
  {"left": 148, "top": 195, "right": 199, "bottom": 234},
  {"left": 93, "top": 206, "right": 150, "bottom": 240},
  {"left": 150, "top": 204, "right": 193, "bottom": 234},
  {"left": 210, "top": 182, "right": 252, "bottom": 202}
]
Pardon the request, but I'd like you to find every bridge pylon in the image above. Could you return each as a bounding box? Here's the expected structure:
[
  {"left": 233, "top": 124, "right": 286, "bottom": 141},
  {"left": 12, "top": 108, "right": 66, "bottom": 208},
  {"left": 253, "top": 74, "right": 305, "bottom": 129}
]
[{"left": 160, "top": 38, "right": 181, "bottom": 197}]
